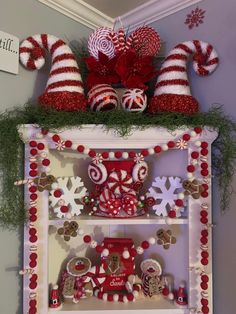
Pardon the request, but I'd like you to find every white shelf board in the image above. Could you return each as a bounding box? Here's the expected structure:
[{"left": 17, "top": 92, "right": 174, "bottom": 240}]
[
  {"left": 49, "top": 296, "right": 189, "bottom": 313},
  {"left": 49, "top": 214, "right": 188, "bottom": 226}
]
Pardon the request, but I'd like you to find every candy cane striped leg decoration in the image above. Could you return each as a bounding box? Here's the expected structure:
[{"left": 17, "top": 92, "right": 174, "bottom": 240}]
[
  {"left": 19, "top": 34, "right": 87, "bottom": 111},
  {"left": 14, "top": 179, "right": 33, "bottom": 186},
  {"left": 149, "top": 40, "right": 219, "bottom": 114}
]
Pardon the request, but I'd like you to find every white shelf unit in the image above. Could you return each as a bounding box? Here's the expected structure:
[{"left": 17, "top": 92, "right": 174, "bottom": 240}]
[{"left": 19, "top": 124, "right": 218, "bottom": 314}]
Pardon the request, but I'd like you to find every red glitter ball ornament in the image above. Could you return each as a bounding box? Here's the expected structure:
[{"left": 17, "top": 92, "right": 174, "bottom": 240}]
[
  {"left": 141, "top": 149, "right": 149, "bottom": 156},
  {"left": 52, "top": 134, "right": 60, "bottom": 142},
  {"left": 201, "top": 298, "right": 209, "bottom": 306},
  {"left": 83, "top": 235, "right": 92, "bottom": 243},
  {"left": 29, "top": 228, "right": 37, "bottom": 236},
  {"left": 200, "top": 210, "right": 208, "bottom": 217},
  {"left": 30, "top": 253, "right": 37, "bottom": 260},
  {"left": 201, "top": 162, "right": 208, "bottom": 169},
  {"left": 29, "top": 308, "right": 37, "bottom": 314},
  {"left": 29, "top": 282, "right": 37, "bottom": 290},
  {"left": 167, "top": 141, "right": 175, "bottom": 148},
  {"left": 30, "top": 163, "right": 37, "bottom": 170},
  {"left": 37, "top": 143, "right": 45, "bottom": 150},
  {"left": 201, "top": 274, "right": 209, "bottom": 282},
  {"left": 29, "top": 170, "right": 37, "bottom": 177},
  {"left": 77, "top": 145, "right": 85, "bottom": 153},
  {"left": 29, "top": 235, "right": 38, "bottom": 243},
  {"left": 41, "top": 128, "right": 48, "bottom": 135},
  {"left": 201, "top": 169, "right": 209, "bottom": 176},
  {"left": 162, "top": 287, "right": 169, "bottom": 296},
  {"left": 154, "top": 145, "right": 162, "bottom": 153},
  {"left": 201, "top": 230, "right": 208, "bottom": 237},
  {"left": 29, "top": 260, "right": 37, "bottom": 269},
  {"left": 29, "top": 207, "right": 37, "bottom": 214},
  {"left": 30, "top": 194, "right": 38, "bottom": 201},
  {"left": 200, "top": 237, "right": 208, "bottom": 245},
  {"left": 97, "top": 291, "right": 103, "bottom": 299},
  {"left": 201, "top": 282, "right": 208, "bottom": 290},
  {"left": 201, "top": 251, "right": 209, "bottom": 258},
  {"left": 191, "top": 151, "right": 199, "bottom": 159},
  {"left": 30, "top": 214, "right": 37, "bottom": 222},
  {"left": 29, "top": 299, "right": 37, "bottom": 307},
  {"left": 201, "top": 191, "right": 209, "bottom": 198},
  {"left": 200, "top": 217, "right": 208, "bottom": 224},
  {"left": 115, "top": 151, "right": 122, "bottom": 159},
  {"left": 141, "top": 240, "right": 150, "bottom": 249},
  {"left": 127, "top": 293, "right": 134, "bottom": 301},
  {"left": 202, "top": 183, "right": 209, "bottom": 190},
  {"left": 65, "top": 140, "right": 72, "bottom": 148}
]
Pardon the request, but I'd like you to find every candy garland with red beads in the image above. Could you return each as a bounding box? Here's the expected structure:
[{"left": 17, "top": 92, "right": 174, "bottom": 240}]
[{"left": 82, "top": 234, "right": 155, "bottom": 302}]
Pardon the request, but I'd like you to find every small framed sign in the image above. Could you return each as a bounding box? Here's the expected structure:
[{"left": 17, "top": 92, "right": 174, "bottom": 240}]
[{"left": 0, "top": 30, "right": 19, "bottom": 74}]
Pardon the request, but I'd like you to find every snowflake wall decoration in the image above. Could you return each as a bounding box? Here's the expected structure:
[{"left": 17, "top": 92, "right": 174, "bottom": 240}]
[{"left": 185, "top": 7, "right": 205, "bottom": 29}]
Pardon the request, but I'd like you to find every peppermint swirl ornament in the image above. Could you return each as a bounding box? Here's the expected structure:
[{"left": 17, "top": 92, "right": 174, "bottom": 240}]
[
  {"left": 88, "top": 27, "right": 115, "bottom": 60},
  {"left": 107, "top": 170, "right": 133, "bottom": 195},
  {"left": 121, "top": 89, "right": 147, "bottom": 112},
  {"left": 88, "top": 84, "right": 119, "bottom": 112},
  {"left": 88, "top": 163, "right": 108, "bottom": 184},
  {"left": 132, "top": 162, "right": 148, "bottom": 182},
  {"left": 132, "top": 26, "right": 161, "bottom": 57}
]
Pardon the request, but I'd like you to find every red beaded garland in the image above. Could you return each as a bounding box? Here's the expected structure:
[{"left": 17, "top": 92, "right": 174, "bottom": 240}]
[
  {"left": 201, "top": 149, "right": 208, "bottom": 156},
  {"left": 42, "top": 159, "right": 50, "bottom": 166},
  {"left": 30, "top": 253, "right": 37, "bottom": 260},
  {"left": 200, "top": 237, "right": 208, "bottom": 245},
  {"left": 29, "top": 228, "right": 37, "bottom": 236},
  {"left": 30, "top": 214, "right": 37, "bottom": 222},
  {"left": 141, "top": 149, "right": 149, "bottom": 156},
  {"left": 29, "top": 186, "right": 37, "bottom": 193},
  {"left": 201, "top": 142, "right": 208, "bottom": 148},
  {"left": 200, "top": 210, "right": 208, "bottom": 217},
  {"left": 83, "top": 235, "right": 92, "bottom": 243},
  {"left": 194, "top": 127, "right": 202, "bottom": 134},
  {"left": 29, "top": 282, "right": 37, "bottom": 290},
  {"left": 129, "top": 151, "right": 136, "bottom": 158},
  {"left": 102, "top": 152, "right": 109, "bottom": 159},
  {"left": 65, "top": 140, "right": 72, "bottom": 148},
  {"left": 168, "top": 210, "right": 176, "bottom": 218},
  {"left": 141, "top": 240, "right": 150, "bottom": 249},
  {"left": 30, "top": 194, "right": 38, "bottom": 201},
  {"left": 202, "top": 306, "right": 209, "bottom": 314},
  {"left": 201, "top": 163, "right": 208, "bottom": 170},
  {"left": 29, "top": 207, "right": 37, "bottom": 214},
  {"left": 201, "top": 258, "right": 209, "bottom": 266},
  {"left": 54, "top": 189, "right": 62, "bottom": 198},
  {"left": 37, "top": 143, "right": 45, "bottom": 150},
  {"left": 29, "top": 235, "right": 38, "bottom": 243},
  {"left": 201, "top": 191, "right": 209, "bottom": 198},
  {"left": 60, "top": 206, "right": 69, "bottom": 213},
  {"left": 175, "top": 199, "right": 183, "bottom": 207},
  {"left": 29, "top": 141, "right": 37, "bottom": 147},
  {"left": 202, "top": 183, "right": 209, "bottom": 190},
  {"left": 30, "top": 163, "right": 37, "bottom": 169},
  {"left": 200, "top": 217, "right": 208, "bottom": 224},
  {"left": 191, "top": 151, "right": 199, "bottom": 159},
  {"left": 127, "top": 293, "right": 134, "bottom": 301},
  {"left": 201, "top": 251, "right": 209, "bottom": 258},
  {"left": 183, "top": 134, "right": 190, "bottom": 141},
  {"left": 200, "top": 282, "right": 208, "bottom": 290},
  {"left": 29, "top": 170, "right": 37, "bottom": 177},
  {"left": 201, "top": 230, "right": 208, "bottom": 237},
  {"left": 41, "top": 128, "right": 48, "bottom": 135},
  {"left": 52, "top": 134, "right": 60, "bottom": 142},
  {"left": 29, "top": 299, "right": 37, "bottom": 307},
  {"left": 29, "top": 260, "right": 37, "bottom": 268},
  {"left": 30, "top": 149, "right": 38, "bottom": 156},
  {"left": 201, "top": 274, "right": 209, "bottom": 282},
  {"left": 187, "top": 165, "right": 195, "bottom": 172},
  {"left": 88, "top": 150, "right": 96, "bottom": 158},
  {"left": 167, "top": 141, "right": 175, "bottom": 148},
  {"left": 201, "top": 169, "right": 209, "bottom": 177},
  {"left": 77, "top": 145, "right": 85, "bottom": 153},
  {"left": 154, "top": 145, "right": 161, "bottom": 153},
  {"left": 115, "top": 151, "right": 122, "bottom": 159},
  {"left": 201, "top": 298, "right": 209, "bottom": 306}
]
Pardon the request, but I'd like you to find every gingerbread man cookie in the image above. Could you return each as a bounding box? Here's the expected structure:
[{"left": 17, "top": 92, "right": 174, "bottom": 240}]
[
  {"left": 57, "top": 221, "right": 79, "bottom": 241},
  {"left": 33, "top": 172, "right": 56, "bottom": 191},
  {"left": 182, "top": 179, "right": 204, "bottom": 199},
  {"left": 156, "top": 229, "right": 176, "bottom": 249}
]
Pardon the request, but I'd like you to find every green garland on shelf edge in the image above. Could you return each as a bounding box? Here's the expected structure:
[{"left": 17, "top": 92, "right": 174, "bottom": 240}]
[{"left": 0, "top": 103, "right": 235, "bottom": 229}]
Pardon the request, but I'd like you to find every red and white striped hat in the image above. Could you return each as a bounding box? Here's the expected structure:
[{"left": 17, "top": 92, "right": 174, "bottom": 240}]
[
  {"left": 19, "top": 34, "right": 87, "bottom": 111},
  {"left": 149, "top": 40, "right": 219, "bottom": 114}
]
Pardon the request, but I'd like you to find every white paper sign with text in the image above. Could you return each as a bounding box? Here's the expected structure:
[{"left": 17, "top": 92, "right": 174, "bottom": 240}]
[{"left": 0, "top": 30, "right": 19, "bottom": 74}]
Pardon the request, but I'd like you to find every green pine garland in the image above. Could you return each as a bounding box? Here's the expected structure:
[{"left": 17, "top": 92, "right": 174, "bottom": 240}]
[{"left": 0, "top": 104, "right": 235, "bottom": 229}]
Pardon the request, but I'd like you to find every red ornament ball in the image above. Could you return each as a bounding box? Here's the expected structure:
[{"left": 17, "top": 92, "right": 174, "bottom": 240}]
[
  {"left": 201, "top": 258, "right": 209, "bottom": 266},
  {"left": 29, "top": 228, "right": 37, "bottom": 236},
  {"left": 29, "top": 307, "right": 37, "bottom": 314},
  {"left": 141, "top": 149, "right": 149, "bottom": 157},
  {"left": 201, "top": 142, "right": 208, "bottom": 148},
  {"left": 127, "top": 293, "right": 134, "bottom": 301},
  {"left": 88, "top": 84, "right": 118, "bottom": 112},
  {"left": 102, "top": 152, "right": 109, "bottom": 159},
  {"left": 60, "top": 206, "right": 69, "bottom": 213},
  {"left": 200, "top": 217, "right": 208, "bottom": 224},
  {"left": 162, "top": 287, "right": 169, "bottom": 296},
  {"left": 167, "top": 141, "right": 175, "bottom": 148},
  {"left": 141, "top": 240, "right": 150, "bottom": 249},
  {"left": 200, "top": 237, "right": 208, "bottom": 245},
  {"left": 202, "top": 306, "right": 209, "bottom": 314},
  {"left": 201, "top": 274, "right": 209, "bottom": 283},
  {"left": 29, "top": 260, "right": 37, "bottom": 268},
  {"left": 194, "top": 127, "right": 202, "bottom": 134},
  {"left": 29, "top": 299, "right": 37, "bottom": 307},
  {"left": 201, "top": 298, "right": 209, "bottom": 306},
  {"left": 201, "top": 251, "right": 209, "bottom": 258},
  {"left": 30, "top": 214, "right": 37, "bottom": 222},
  {"left": 29, "top": 141, "right": 37, "bottom": 147},
  {"left": 42, "top": 159, "right": 50, "bottom": 166},
  {"left": 37, "top": 143, "right": 45, "bottom": 150},
  {"left": 187, "top": 165, "right": 195, "bottom": 172},
  {"left": 154, "top": 145, "right": 162, "bottom": 153},
  {"left": 65, "top": 140, "right": 72, "bottom": 148},
  {"left": 30, "top": 253, "right": 38, "bottom": 260},
  {"left": 97, "top": 291, "right": 103, "bottom": 299},
  {"left": 29, "top": 186, "right": 37, "bottom": 193},
  {"left": 201, "top": 162, "right": 208, "bottom": 169},
  {"left": 175, "top": 199, "right": 184, "bottom": 207},
  {"left": 115, "top": 151, "right": 122, "bottom": 159},
  {"left": 201, "top": 191, "right": 209, "bottom": 198},
  {"left": 54, "top": 189, "right": 62, "bottom": 198},
  {"left": 183, "top": 134, "right": 191, "bottom": 141},
  {"left": 83, "top": 235, "right": 92, "bottom": 243},
  {"left": 95, "top": 245, "right": 103, "bottom": 253},
  {"left": 29, "top": 281, "right": 37, "bottom": 290},
  {"left": 122, "top": 88, "right": 147, "bottom": 112},
  {"left": 200, "top": 210, "right": 208, "bottom": 217},
  {"left": 108, "top": 294, "right": 114, "bottom": 302},
  {"left": 201, "top": 230, "right": 208, "bottom": 237},
  {"left": 202, "top": 183, "right": 209, "bottom": 190},
  {"left": 30, "top": 149, "right": 38, "bottom": 156},
  {"left": 29, "top": 207, "right": 37, "bottom": 214},
  {"left": 201, "top": 148, "right": 209, "bottom": 156},
  {"left": 201, "top": 169, "right": 209, "bottom": 177},
  {"left": 30, "top": 193, "right": 38, "bottom": 201},
  {"left": 41, "top": 128, "right": 48, "bottom": 135},
  {"left": 130, "top": 248, "right": 137, "bottom": 257},
  {"left": 29, "top": 170, "right": 37, "bottom": 177},
  {"left": 52, "top": 134, "right": 60, "bottom": 142},
  {"left": 168, "top": 210, "right": 176, "bottom": 218},
  {"left": 29, "top": 235, "right": 38, "bottom": 243},
  {"left": 129, "top": 151, "right": 136, "bottom": 158},
  {"left": 77, "top": 145, "right": 85, "bottom": 153},
  {"left": 191, "top": 151, "right": 199, "bottom": 159},
  {"left": 88, "top": 150, "right": 96, "bottom": 158},
  {"left": 30, "top": 163, "right": 37, "bottom": 169}
]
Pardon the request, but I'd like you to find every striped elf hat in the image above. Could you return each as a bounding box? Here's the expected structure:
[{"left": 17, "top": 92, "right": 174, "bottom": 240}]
[
  {"left": 149, "top": 40, "right": 219, "bottom": 114},
  {"left": 20, "top": 34, "right": 87, "bottom": 111}
]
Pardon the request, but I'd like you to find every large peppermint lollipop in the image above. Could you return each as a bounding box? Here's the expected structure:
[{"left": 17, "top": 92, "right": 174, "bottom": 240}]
[
  {"left": 132, "top": 26, "right": 161, "bottom": 57},
  {"left": 88, "top": 27, "right": 115, "bottom": 60}
]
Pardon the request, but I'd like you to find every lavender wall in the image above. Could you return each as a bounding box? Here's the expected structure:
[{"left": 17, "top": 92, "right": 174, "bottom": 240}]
[{"left": 151, "top": 1, "right": 236, "bottom": 313}]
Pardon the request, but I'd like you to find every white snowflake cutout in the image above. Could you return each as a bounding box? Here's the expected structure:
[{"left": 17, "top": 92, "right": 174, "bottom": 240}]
[
  {"left": 49, "top": 176, "right": 87, "bottom": 218},
  {"left": 148, "top": 176, "right": 183, "bottom": 216}
]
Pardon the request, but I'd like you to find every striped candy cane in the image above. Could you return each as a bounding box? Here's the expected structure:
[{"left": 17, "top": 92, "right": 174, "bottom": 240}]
[
  {"left": 14, "top": 179, "right": 33, "bottom": 186},
  {"left": 149, "top": 40, "right": 219, "bottom": 114},
  {"left": 19, "top": 34, "right": 87, "bottom": 111}
]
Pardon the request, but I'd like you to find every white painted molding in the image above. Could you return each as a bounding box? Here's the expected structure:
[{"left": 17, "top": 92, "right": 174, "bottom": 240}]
[
  {"left": 37, "top": 0, "right": 114, "bottom": 30},
  {"left": 121, "top": 0, "right": 204, "bottom": 31},
  {"left": 37, "top": 0, "right": 204, "bottom": 30}
]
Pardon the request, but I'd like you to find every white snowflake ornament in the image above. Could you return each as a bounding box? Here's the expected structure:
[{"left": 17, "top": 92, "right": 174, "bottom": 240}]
[
  {"left": 148, "top": 176, "right": 183, "bottom": 216},
  {"left": 49, "top": 176, "right": 87, "bottom": 218}
]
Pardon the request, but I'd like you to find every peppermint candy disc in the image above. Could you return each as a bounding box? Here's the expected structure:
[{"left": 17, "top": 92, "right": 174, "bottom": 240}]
[
  {"left": 88, "top": 27, "right": 115, "bottom": 60},
  {"left": 132, "top": 162, "right": 148, "bottom": 182},
  {"left": 88, "top": 163, "right": 108, "bottom": 184},
  {"left": 132, "top": 26, "right": 161, "bottom": 57},
  {"left": 122, "top": 191, "right": 138, "bottom": 216},
  {"left": 107, "top": 170, "right": 133, "bottom": 195},
  {"left": 88, "top": 84, "right": 118, "bottom": 112},
  {"left": 121, "top": 89, "right": 147, "bottom": 112}
]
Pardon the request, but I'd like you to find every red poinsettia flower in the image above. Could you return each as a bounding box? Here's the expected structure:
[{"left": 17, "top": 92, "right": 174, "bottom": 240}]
[
  {"left": 85, "top": 51, "right": 120, "bottom": 89},
  {"left": 115, "top": 49, "right": 156, "bottom": 90}
]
